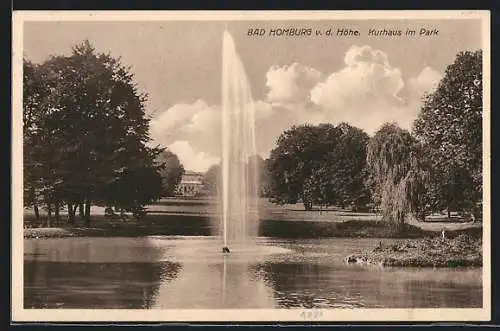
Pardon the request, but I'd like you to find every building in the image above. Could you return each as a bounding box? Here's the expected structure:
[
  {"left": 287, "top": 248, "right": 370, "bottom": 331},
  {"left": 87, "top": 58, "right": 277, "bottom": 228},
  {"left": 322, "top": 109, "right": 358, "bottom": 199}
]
[{"left": 175, "top": 170, "right": 204, "bottom": 197}]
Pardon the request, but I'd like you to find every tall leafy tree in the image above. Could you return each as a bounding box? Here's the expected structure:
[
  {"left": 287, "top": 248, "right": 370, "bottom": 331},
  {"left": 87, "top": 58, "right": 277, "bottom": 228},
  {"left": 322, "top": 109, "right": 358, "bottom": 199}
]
[
  {"left": 259, "top": 158, "right": 272, "bottom": 197},
  {"left": 156, "top": 150, "right": 184, "bottom": 197},
  {"left": 203, "top": 164, "right": 221, "bottom": 197},
  {"left": 268, "top": 124, "right": 342, "bottom": 210},
  {"left": 367, "top": 123, "right": 427, "bottom": 228},
  {"left": 413, "top": 50, "right": 482, "bottom": 220},
  {"left": 23, "top": 40, "right": 164, "bottom": 225},
  {"left": 328, "top": 123, "right": 371, "bottom": 210},
  {"left": 267, "top": 123, "right": 370, "bottom": 211},
  {"left": 247, "top": 154, "right": 271, "bottom": 197},
  {"left": 23, "top": 59, "right": 45, "bottom": 222}
]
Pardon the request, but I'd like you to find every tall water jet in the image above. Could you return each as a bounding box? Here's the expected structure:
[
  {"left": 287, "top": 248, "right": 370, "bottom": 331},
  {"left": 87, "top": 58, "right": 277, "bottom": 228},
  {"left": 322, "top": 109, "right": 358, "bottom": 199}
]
[{"left": 220, "top": 31, "right": 259, "bottom": 250}]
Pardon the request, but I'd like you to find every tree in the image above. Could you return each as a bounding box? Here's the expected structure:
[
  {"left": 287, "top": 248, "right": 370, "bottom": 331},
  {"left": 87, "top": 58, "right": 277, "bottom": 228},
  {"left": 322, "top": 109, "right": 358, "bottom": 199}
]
[
  {"left": 23, "top": 58, "right": 68, "bottom": 225},
  {"left": 268, "top": 123, "right": 371, "bottom": 211},
  {"left": 268, "top": 124, "right": 342, "bottom": 210},
  {"left": 202, "top": 157, "right": 268, "bottom": 199},
  {"left": 156, "top": 150, "right": 184, "bottom": 197},
  {"left": 247, "top": 155, "right": 271, "bottom": 197},
  {"left": 23, "top": 59, "right": 45, "bottom": 223},
  {"left": 260, "top": 158, "right": 272, "bottom": 197},
  {"left": 293, "top": 123, "right": 371, "bottom": 212},
  {"left": 102, "top": 146, "right": 164, "bottom": 218},
  {"left": 23, "top": 40, "right": 164, "bottom": 225},
  {"left": 203, "top": 164, "right": 221, "bottom": 197},
  {"left": 367, "top": 123, "right": 427, "bottom": 229},
  {"left": 328, "top": 123, "right": 371, "bottom": 210},
  {"left": 413, "top": 50, "right": 482, "bottom": 220}
]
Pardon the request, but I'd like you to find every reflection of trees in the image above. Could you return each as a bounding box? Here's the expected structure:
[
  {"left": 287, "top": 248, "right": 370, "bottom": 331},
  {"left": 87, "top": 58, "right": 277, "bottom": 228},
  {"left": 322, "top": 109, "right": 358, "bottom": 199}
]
[
  {"left": 250, "top": 262, "right": 344, "bottom": 308},
  {"left": 24, "top": 261, "right": 182, "bottom": 309},
  {"left": 373, "top": 276, "right": 482, "bottom": 308},
  {"left": 214, "top": 259, "right": 275, "bottom": 308},
  {"left": 153, "top": 259, "right": 275, "bottom": 309},
  {"left": 250, "top": 262, "right": 482, "bottom": 308}
]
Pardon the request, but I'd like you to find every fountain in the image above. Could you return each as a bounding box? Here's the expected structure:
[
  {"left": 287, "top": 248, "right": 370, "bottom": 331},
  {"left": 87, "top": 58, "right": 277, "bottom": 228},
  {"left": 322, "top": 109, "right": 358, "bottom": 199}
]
[{"left": 220, "top": 31, "right": 259, "bottom": 252}]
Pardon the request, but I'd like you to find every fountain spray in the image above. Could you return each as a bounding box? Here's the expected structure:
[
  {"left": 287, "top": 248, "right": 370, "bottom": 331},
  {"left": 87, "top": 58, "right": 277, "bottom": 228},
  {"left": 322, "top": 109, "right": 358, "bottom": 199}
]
[{"left": 220, "top": 31, "right": 259, "bottom": 253}]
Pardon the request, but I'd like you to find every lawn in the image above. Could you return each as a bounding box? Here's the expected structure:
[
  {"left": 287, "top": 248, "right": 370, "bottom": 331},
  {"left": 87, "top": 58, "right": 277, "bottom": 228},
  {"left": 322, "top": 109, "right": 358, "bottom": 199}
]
[{"left": 23, "top": 197, "right": 482, "bottom": 239}]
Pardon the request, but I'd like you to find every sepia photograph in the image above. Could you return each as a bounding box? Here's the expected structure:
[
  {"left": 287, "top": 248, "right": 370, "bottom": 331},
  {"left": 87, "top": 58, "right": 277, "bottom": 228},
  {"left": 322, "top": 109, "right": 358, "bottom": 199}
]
[{"left": 11, "top": 10, "right": 490, "bottom": 322}]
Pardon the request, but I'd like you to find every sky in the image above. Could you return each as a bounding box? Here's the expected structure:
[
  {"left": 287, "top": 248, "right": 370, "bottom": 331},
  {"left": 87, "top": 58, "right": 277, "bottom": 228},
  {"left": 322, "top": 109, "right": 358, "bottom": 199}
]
[{"left": 23, "top": 19, "right": 483, "bottom": 172}]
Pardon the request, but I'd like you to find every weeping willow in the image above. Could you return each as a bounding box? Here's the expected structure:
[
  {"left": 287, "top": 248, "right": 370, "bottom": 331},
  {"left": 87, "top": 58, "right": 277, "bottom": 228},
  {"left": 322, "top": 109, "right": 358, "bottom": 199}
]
[{"left": 367, "top": 123, "right": 429, "bottom": 229}]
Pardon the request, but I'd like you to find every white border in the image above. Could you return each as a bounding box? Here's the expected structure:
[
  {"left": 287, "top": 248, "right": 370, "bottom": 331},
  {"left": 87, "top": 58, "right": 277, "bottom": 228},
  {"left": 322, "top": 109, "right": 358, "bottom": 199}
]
[{"left": 11, "top": 10, "right": 491, "bottom": 322}]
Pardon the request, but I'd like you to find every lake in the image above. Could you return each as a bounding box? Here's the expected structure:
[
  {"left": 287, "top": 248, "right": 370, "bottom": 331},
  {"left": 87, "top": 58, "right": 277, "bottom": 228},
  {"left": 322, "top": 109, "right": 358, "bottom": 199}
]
[{"left": 24, "top": 236, "right": 482, "bottom": 309}]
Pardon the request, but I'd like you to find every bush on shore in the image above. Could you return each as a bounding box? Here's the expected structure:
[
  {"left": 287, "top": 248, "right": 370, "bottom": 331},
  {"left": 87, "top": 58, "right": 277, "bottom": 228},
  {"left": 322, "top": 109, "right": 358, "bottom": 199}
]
[{"left": 345, "top": 234, "right": 482, "bottom": 268}]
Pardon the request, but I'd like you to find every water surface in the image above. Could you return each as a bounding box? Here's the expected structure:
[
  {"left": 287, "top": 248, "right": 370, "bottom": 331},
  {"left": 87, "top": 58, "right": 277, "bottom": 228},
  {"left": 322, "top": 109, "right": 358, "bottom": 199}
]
[{"left": 24, "top": 237, "right": 482, "bottom": 309}]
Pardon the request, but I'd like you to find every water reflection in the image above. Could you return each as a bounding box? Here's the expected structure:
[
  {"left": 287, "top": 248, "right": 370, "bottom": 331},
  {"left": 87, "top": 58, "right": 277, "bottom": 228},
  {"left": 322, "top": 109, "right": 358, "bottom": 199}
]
[
  {"left": 153, "top": 255, "right": 276, "bottom": 308},
  {"left": 252, "top": 262, "right": 482, "bottom": 308},
  {"left": 24, "top": 237, "right": 182, "bottom": 309},
  {"left": 24, "top": 237, "right": 482, "bottom": 309},
  {"left": 24, "top": 261, "right": 181, "bottom": 308}
]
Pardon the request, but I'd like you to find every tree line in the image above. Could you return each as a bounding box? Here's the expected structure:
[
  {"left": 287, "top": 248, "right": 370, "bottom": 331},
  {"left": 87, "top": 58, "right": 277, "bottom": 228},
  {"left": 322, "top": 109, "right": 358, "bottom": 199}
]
[
  {"left": 23, "top": 41, "right": 184, "bottom": 226},
  {"left": 202, "top": 50, "right": 482, "bottom": 228},
  {"left": 201, "top": 51, "right": 482, "bottom": 227},
  {"left": 23, "top": 40, "right": 482, "bottom": 230},
  {"left": 262, "top": 50, "right": 482, "bottom": 227}
]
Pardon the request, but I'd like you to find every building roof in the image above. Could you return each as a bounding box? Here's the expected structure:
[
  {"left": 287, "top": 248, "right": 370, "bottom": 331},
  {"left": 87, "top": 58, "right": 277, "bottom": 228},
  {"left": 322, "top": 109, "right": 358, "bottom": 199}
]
[
  {"left": 180, "top": 181, "right": 203, "bottom": 185},
  {"left": 183, "top": 170, "right": 204, "bottom": 176}
]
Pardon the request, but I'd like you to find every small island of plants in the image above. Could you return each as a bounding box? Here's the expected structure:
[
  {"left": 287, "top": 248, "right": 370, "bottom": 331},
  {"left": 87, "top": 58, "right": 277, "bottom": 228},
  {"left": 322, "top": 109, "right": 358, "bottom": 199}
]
[{"left": 345, "top": 234, "right": 482, "bottom": 268}]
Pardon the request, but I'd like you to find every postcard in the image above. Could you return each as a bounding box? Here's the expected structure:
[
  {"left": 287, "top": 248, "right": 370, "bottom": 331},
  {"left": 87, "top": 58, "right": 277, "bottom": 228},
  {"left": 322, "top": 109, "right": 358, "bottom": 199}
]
[{"left": 12, "top": 10, "right": 490, "bottom": 322}]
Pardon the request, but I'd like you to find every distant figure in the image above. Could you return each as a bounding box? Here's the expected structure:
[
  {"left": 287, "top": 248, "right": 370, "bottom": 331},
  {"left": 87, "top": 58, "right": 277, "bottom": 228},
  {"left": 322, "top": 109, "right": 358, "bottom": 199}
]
[
  {"left": 374, "top": 241, "right": 383, "bottom": 252},
  {"left": 441, "top": 228, "right": 446, "bottom": 240},
  {"left": 222, "top": 246, "right": 230, "bottom": 253},
  {"left": 104, "top": 207, "right": 115, "bottom": 218}
]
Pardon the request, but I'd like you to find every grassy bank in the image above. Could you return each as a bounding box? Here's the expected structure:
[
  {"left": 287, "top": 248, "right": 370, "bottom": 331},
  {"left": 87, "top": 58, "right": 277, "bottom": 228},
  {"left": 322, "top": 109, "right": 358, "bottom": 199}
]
[
  {"left": 345, "top": 234, "right": 482, "bottom": 268},
  {"left": 24, "top": 217, "right": 482, "bottom": 240},
  {"left": 23, "top": 198, "right": 482, "bottom": 240},
  {"left": 259, "top": 219, "right": 482, "bottom": 239},
  {"left": 23, "top": 214, "right": 213, "bottom": 238}
]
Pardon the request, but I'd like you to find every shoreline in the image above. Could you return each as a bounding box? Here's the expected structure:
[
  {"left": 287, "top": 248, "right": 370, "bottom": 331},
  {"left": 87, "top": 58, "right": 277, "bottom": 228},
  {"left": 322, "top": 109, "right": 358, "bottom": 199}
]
[
  {"left": 23, "top": 219, "right": 482, "bottom": 269},
  {"left": 23, "top": 218, "right": 482, "bottom": 240}
]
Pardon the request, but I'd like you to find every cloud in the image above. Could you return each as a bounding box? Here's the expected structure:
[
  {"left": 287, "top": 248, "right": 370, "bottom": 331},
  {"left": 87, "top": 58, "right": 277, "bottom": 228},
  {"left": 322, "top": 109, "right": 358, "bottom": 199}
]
[
  {"left": 150, "top": 45, "right": 443, "bottom": 170},
  {"left": 407, "top": 66, "right": 442, "bottom": 99},
  {"left": 309, "top": 45, "right": 443, "bottom": 134},
  {"left": 265, "top": 62, "right": 322, "bottom": 106},
  {"left": 150, "top": 100, "right": 222, "bottom": 157},
  {"left": 253, "top": 102, "right": 328, "bottom": 158},
  {"left": 149, "top": 65, "right": 325, "bottom": 170},
  {"left": 168, "top": 140, "right": 220, "bottom": 173},
  {"left": 149, "top": 99, "right": 210, "bottom": 143},
  {"left": 250, "top": 63, "right": 328, "bottom": 157},
  {"left": 309, "top": 45, "right": 408, "bottom": 134}
]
